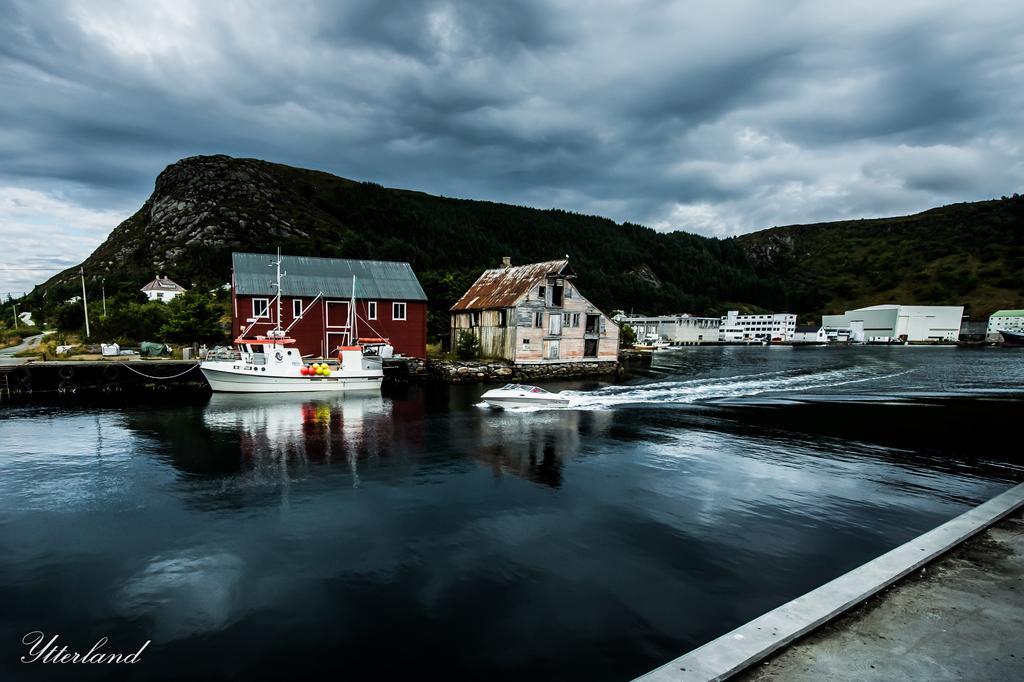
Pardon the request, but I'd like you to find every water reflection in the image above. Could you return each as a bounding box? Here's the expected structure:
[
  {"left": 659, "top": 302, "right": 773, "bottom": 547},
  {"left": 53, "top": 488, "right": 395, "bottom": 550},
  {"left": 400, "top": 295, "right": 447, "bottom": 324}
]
[
  {"left": 118, "top": 549, "right": 246, "bottom": 641},
  {"left": 3, "top": 348, "right": 1024, "bottom": 682},
  {"left": 205, "top": 392, "right": 387, "bottom": 459}
]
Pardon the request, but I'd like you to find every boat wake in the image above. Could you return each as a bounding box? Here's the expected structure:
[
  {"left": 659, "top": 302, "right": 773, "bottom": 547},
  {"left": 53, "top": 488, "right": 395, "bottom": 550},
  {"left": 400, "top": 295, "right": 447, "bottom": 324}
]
[{"left": 560, "top": 367, "right": 916, "bottom": 410}]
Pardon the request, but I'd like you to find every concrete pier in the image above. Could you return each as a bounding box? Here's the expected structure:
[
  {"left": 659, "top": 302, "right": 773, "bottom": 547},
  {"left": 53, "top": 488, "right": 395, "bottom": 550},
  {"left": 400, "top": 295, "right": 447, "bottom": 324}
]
[
  {"left": 739, "top": 509, "right": 1024, "bottom": 681},
  {"left": 633, "top": 482, "right": 1024, "bottom": 681},
  {"left": 3, "top": 360, "right": 205, "bottom": 395}
]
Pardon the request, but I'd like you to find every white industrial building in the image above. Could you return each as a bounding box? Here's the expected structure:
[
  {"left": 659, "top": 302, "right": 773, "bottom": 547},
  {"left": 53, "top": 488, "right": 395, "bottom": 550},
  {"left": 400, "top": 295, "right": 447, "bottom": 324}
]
[
  {"left": 821, "top": 304, "right": 963, "bottom": 343},
  {"left": 616, "top": 314, "right": 720, "bottom": 345},
  {"left": 986, "top": 310, "right": 1024, "bottom": 342},
  {"left": 719, "top": 311, "right": 797, "bottom": 342}
]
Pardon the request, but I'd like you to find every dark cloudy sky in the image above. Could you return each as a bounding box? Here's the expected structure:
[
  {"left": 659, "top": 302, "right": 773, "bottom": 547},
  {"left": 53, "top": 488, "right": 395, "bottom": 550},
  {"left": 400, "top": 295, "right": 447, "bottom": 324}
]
[{"left": 2, "top": 0, "right": 1023, "bottom": 295}]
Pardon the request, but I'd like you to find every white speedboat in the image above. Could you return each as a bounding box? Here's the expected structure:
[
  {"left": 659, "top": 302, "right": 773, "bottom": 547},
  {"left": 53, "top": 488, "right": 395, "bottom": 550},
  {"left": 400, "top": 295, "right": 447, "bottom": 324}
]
[
  {"left": 200, "top": 251, "right": 383, "bottom": 393},
  {"left": 481, "top": 384, "right": 570, "bottom": 408}
]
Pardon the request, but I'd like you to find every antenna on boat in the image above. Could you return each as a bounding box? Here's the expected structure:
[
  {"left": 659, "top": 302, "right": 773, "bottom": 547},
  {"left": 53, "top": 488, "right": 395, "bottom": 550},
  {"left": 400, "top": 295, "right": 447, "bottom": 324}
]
[{"left": 268, "top": 247, "right": 286, "bottom": 339}]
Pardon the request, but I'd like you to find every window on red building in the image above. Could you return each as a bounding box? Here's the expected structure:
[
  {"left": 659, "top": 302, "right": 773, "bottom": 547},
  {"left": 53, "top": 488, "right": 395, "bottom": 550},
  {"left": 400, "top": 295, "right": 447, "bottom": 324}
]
[{"left": 253, "top": 298, "right": 269, "bottom": 318}]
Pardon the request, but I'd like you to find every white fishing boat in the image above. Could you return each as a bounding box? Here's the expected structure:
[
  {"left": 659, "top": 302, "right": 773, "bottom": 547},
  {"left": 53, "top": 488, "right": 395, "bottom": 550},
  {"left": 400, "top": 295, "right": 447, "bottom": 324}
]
[
  {"left": 633, "top": 334, "right": 672, "bottom": 351},
  {"left": 200, "top": 251, "right": 384, "bottom": 393},
  {"left": 481, "top": 384, "right": 571, "bottom": 408}
]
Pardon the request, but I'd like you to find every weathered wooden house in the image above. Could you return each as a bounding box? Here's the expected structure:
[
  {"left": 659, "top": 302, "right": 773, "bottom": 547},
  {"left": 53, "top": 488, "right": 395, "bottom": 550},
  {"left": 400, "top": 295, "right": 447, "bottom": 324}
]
[{"left": 450, "top": 258, "right": 619, "bottom": 364}]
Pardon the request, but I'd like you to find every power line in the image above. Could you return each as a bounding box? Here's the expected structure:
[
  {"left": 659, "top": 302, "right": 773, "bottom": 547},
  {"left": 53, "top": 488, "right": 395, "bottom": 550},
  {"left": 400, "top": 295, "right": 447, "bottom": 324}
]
[{"left": 0, "top": 267, "right": 74, "bottom": 271}]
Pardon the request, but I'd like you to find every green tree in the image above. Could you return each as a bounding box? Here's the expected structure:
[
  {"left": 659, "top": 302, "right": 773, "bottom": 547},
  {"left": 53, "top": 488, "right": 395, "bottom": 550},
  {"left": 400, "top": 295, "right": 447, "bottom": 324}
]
[
  {"left": 159, "top": 291, "right": 227, "bottom": 344},
  {"left": 455, "top": 330, "right": 480, "bottom": 360},
  {"left": 92, "top": 300, "right": 169, "bottom": 342},
  {"left": 55, "top": 302, "right": 85, "bottom": 333}
]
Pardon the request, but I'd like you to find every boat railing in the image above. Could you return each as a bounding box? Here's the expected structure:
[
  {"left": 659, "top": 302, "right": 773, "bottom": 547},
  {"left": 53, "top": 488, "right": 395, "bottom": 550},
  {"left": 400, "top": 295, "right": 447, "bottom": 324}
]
[{"left": 208, "top": 347, "right": 242, "bottom": 361}]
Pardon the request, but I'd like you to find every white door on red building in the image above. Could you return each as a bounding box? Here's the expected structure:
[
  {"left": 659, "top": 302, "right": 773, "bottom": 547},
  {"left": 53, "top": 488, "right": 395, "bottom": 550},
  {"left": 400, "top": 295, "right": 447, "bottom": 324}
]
[
  {"left": 325, "top": 301, "right": 350, "bottom": 328},
  {"left": 325, "top": 332, "right": 350, "bottom": 356}
]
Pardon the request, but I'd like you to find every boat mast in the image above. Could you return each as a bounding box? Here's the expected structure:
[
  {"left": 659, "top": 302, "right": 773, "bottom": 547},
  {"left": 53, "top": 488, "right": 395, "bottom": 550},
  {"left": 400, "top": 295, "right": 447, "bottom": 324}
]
[{"left": 349, "top": 274, "right": 357, "bottom": 345}]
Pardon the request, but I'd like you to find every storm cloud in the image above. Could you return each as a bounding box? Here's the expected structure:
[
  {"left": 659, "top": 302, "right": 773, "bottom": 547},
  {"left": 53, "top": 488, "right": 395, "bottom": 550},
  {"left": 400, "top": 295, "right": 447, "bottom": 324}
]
[{"left": 1, "top": 0, "right": 1023, "bottom": 294}]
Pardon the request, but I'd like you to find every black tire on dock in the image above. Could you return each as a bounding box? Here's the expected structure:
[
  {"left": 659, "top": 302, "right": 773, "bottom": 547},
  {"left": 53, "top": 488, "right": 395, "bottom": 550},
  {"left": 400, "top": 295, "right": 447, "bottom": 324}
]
[
  {"left": 57, "top": 380, "right": 77, "bottom": 394},
  {"left": 14, "top": 366, "right": 31, "bottom": 384},
  {"left": 58, "top": 366, "right": 75, "bottom": 380},
  {"left": 102, "top": 365, "right": 121, "bottom": 381},
  {"left": 155, "top": 384, "right": 169, "bottom": 393}
]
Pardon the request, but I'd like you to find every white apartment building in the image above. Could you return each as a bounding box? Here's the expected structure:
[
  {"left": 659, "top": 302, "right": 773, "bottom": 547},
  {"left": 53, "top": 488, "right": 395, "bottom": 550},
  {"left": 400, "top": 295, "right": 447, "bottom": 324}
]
[
  {"left": 986, "top": 310, "right": 1024, "bottom": 342},
  {"left": 719, "top": 311, "right": 797, "bottom": 342}
]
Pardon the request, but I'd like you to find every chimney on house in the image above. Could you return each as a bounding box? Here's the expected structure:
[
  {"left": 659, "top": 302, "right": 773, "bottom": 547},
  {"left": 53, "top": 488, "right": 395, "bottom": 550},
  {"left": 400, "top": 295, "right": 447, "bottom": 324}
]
[{"left": 501, "top": 256, "right": 511, "bottom": 268}]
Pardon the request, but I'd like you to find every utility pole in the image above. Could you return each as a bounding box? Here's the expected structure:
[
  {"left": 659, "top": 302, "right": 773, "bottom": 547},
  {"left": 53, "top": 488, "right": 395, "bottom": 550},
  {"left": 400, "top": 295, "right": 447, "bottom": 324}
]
[
  {"left": 80, "top": 267, "right": 90, "bottom": 338},
  {"left": 11, "top": 300, "right": 17, "bottom": 329},
  {"left": 101, "top": 277, "right": 107, "bottom": 317}
]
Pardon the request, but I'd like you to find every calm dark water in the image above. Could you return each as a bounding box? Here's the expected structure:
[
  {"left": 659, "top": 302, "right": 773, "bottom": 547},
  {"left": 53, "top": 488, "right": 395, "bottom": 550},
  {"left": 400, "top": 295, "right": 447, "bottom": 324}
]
[{"left": 1, "top": 346, "right": 1022, "bottom": 681}]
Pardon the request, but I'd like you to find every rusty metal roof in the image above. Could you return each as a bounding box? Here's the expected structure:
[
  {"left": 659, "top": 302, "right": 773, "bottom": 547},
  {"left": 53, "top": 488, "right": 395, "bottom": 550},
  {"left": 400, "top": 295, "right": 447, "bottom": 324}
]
[{"left": 450, "top": 259, "right": 572, "bottom": 311}]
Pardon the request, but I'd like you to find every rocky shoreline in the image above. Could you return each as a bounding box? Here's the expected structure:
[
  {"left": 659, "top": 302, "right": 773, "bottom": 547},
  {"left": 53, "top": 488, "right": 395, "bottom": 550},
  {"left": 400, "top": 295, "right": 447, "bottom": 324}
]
[{"left": 387, "top": 358, "right": 624, "bottom": 384}]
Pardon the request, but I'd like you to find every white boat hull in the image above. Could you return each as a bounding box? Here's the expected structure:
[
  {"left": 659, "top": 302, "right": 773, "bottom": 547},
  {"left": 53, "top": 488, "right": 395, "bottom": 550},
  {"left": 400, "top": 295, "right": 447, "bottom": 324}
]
[
  {"left": 201, "top": 365, "right": 382, "bottom": 393},
  {"left": 484, "top": 396, "right": 570, "bottom": 408},
  {"left": 480, "top": 385, "right": 571, "bottom": 408}
]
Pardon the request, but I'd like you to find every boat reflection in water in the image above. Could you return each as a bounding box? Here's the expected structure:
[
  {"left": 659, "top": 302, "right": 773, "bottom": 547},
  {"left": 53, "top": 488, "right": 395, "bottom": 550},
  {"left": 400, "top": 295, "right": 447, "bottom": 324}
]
[
  {"left": 468, "top": 408, "right": 614, "bottom": 488},
  {"left": 202, "top": 392, "right": 393, "bottom": 484}
]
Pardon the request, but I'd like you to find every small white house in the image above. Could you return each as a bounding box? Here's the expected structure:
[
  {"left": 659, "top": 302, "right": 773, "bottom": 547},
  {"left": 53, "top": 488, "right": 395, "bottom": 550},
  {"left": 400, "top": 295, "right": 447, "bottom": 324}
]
[
  {"left": 17, "top": 311, "right": 35, "bottom": 326},
  {"left": 141, "top": 275, "right": 187, "bottom": 302},
  {"left": 791, "top": 324, "right": 827, "bottom": 344}
]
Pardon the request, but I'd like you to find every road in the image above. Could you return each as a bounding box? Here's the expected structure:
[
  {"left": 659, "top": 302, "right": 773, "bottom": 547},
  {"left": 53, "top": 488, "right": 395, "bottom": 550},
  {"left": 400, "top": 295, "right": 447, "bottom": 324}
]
[{"left": 0, "top": 331, "right": 51, "bottom": 363}]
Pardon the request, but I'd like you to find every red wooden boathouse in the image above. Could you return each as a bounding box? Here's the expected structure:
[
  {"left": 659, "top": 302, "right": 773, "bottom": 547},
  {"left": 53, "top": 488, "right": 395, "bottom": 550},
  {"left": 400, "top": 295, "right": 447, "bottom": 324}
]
[{"left": 231, "top": 252, "right": 428, "bottom": 358}]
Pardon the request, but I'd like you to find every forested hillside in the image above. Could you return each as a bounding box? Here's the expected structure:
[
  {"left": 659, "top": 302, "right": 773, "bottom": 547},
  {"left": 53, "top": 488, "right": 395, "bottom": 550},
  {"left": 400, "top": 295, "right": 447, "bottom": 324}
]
[
  {"left": 23, "top": 155, "right": 783, "bottom": 338},
  {"left": 737, "top": 195, "right": 1024, "bottom": 319},
  {"left": 19, "top": 155, "right": 1023, "bottom": 340}
]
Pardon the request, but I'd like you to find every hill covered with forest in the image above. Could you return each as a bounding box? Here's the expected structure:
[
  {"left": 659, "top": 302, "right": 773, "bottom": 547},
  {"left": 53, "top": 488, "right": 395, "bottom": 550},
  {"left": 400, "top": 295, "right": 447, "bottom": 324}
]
[
  {"left": 23, "top": 155, "right": 783, "bottom": 338},
  {"left": 736, "top": 196, "right": 1024, "bottom": 319},
  {"left": 19, "top": 154, "right": 1024, "bottom": 338}
]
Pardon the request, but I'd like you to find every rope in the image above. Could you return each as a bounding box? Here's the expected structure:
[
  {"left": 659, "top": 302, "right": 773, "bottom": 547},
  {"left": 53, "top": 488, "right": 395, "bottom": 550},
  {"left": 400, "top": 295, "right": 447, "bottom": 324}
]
[{"left": 117, "top": 362, "right": 200, "bottom": 380}]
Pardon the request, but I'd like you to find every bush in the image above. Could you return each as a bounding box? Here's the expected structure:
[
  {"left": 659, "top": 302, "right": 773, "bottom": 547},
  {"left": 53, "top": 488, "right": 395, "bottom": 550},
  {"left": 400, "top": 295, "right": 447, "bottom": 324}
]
[
  {"left": 455, "top": 330, "right": 480, "bottom": 360},
  {"left": 619, "top": 323, "right": 636, "bottom": 348}
]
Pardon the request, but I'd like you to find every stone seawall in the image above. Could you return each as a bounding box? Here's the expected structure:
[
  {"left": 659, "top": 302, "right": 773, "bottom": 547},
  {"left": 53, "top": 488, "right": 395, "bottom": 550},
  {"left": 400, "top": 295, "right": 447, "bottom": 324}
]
[{"left": 387, "top": 358, "right": 622, "bottom": 384}]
